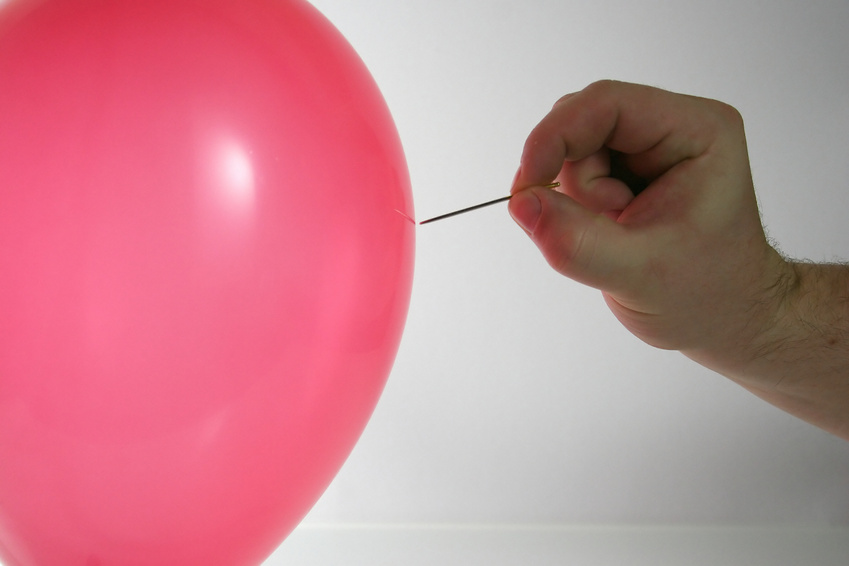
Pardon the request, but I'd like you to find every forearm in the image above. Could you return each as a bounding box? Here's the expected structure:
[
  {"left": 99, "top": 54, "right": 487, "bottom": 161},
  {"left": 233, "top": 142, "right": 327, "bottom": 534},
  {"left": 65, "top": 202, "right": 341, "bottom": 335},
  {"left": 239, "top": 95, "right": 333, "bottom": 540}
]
[{"left": 689, "top": 260, "right": 849, "bottom": 440}]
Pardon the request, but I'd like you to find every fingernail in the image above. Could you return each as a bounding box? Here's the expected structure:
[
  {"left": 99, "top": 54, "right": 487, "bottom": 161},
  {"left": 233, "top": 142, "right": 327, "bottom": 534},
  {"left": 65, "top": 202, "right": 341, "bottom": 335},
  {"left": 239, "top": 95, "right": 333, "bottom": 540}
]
[
  {"left": 509, "top": 189, "right": 541, "bottom": 234},
  {"left": 510, "top": 166, "right": 523, "bottom": 193}
]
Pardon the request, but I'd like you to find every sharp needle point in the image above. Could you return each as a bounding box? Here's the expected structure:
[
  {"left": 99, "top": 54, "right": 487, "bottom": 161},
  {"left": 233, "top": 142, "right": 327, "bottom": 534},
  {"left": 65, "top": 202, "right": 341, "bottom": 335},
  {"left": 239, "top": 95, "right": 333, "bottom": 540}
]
[{"left": 418, "top": 182, "right": 560, "bottom": 225}]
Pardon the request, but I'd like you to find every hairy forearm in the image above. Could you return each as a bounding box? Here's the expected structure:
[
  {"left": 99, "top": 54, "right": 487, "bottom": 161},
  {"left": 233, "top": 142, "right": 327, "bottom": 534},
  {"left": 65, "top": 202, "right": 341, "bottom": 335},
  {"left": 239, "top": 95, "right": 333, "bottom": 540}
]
[{"left": 693, "top": 260, "right": 849, "bottom": 440}]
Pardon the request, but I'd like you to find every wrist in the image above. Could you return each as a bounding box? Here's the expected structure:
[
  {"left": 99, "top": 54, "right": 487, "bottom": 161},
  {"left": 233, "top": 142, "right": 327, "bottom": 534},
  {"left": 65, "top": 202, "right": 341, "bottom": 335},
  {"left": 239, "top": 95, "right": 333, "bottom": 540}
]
[
  {"left": 699, "top": 255, "right": 849, "bottom": 389},
  {"left": 683, "top": 248, "right": 799, "bottom": 387},
  {"left": 736, "top": 260, "right": 849, "bottom": 438},
  {"left": 734, "top": 255, "right": 803, "bottom": 387}
]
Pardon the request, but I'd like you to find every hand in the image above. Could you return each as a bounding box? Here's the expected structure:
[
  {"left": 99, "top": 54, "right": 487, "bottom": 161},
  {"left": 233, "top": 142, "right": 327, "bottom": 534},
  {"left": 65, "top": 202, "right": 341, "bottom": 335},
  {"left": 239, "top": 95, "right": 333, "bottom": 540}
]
[
  {"left": 509, "top": 80, "right": 790, "bottom": 376},
  {"left": 509, "top": 80, "right": 849, "bottom": 440}
]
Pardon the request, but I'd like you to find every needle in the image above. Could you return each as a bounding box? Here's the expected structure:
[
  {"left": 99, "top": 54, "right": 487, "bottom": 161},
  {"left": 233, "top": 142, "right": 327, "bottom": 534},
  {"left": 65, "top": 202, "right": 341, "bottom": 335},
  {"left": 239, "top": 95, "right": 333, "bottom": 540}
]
[{"left": 418, "top": 182, "right": 560, "bottom": 225}]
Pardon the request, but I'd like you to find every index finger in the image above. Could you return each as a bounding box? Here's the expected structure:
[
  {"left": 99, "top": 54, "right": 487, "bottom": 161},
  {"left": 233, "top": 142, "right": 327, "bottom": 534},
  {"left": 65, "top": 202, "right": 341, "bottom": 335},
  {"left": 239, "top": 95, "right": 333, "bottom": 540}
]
[{"left": 512, "top": 80, "right": 731, "bottom": 192}]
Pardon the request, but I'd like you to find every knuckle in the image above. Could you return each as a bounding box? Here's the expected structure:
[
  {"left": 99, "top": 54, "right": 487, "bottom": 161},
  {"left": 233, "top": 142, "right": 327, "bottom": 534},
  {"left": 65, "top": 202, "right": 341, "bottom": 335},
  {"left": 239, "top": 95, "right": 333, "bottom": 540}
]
[
  {"left": 708, "top": 99, "right": 745, "bottom": 131},
  {"left": 552, "top": 92, "right": 577, "bottom": 109},
  {"left": 586, "top": 78, "right": 619, "bottom": 93}
]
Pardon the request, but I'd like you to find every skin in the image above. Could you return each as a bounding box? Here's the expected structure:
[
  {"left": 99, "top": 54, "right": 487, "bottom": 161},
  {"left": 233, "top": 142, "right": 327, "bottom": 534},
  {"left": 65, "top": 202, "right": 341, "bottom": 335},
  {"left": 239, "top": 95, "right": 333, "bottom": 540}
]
[{"left": 509, "top": 80, "right": 849, "bottom": 441}]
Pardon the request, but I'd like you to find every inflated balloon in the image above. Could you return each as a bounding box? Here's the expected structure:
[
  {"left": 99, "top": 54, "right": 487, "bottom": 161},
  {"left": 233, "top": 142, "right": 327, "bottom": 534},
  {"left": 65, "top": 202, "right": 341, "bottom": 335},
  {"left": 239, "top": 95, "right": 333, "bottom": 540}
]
[{"left": 0, "top": 0, "right": 414, "bottom": 563}]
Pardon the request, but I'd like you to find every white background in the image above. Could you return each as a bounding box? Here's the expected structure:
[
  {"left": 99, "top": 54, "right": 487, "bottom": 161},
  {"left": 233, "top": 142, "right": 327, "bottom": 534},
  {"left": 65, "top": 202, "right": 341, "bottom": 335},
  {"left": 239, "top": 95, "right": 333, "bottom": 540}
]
[
  {"left": 1, "top": 0, "right": 847, "bottom": 563},
  {"left": 298, "top": 0, "right": 849, "bottom": 527}
]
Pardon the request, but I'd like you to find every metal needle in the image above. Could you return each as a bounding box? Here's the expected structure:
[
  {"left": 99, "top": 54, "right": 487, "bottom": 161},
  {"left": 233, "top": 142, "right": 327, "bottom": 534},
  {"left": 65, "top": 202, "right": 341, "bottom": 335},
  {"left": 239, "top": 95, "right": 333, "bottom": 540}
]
[{"left": 418, "top": 182, "right": 560, "bottom": 225}]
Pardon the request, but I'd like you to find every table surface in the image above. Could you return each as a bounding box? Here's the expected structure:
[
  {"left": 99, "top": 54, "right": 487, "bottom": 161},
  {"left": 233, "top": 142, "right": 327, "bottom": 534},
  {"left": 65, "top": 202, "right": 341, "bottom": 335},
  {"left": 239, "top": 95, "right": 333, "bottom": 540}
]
[{"left": 266, "top": 524, "right": 849, "bottom": 565}]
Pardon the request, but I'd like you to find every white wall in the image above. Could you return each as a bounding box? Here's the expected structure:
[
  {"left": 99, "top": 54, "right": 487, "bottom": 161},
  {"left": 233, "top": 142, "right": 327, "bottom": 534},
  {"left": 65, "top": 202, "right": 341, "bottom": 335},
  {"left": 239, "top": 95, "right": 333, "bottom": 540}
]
[{"left": 303, "top": 0, "right": 849, "bottom": 525}]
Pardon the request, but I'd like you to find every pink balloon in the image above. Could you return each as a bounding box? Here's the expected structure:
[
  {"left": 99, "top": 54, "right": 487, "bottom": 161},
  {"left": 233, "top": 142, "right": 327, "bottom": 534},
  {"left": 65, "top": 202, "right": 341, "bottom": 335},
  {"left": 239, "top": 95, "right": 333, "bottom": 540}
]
[{"left": 0, "top": 0, "right": 414, "bottom": 564}]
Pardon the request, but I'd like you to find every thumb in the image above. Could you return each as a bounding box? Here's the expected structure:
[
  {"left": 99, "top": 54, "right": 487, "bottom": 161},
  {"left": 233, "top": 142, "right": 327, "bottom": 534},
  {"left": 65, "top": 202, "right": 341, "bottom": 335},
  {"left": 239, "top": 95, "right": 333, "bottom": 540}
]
[{"left": 508, "top": 186, "right": 641, "bottom": 294}]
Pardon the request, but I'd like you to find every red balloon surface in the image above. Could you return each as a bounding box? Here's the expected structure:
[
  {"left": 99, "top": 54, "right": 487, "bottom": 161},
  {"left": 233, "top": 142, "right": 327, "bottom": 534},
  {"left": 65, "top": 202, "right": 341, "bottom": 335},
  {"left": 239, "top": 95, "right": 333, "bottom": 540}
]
[{"left": 0, "top": 0, "right": 414, "bottom": 564}]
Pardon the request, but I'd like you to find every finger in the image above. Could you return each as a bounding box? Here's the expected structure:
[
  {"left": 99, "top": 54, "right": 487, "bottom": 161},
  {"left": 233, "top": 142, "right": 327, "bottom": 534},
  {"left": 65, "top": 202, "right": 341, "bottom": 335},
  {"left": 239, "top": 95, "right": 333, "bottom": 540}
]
[
  {"left": 508, "top": 186, "right": 643, "bottom": 294},
  {"left": 559, "top": 151, "right": 635, "bottom": 215},
  {"left": 513, "top": 80, "right": 722, "bottom": 191}
]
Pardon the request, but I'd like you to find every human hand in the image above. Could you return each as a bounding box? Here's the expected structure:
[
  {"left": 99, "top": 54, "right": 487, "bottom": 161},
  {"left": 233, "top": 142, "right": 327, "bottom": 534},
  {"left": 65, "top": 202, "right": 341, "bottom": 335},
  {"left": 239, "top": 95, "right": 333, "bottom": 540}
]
[{"left": 509, "top": 80, "right": 791, "bottom": 374}]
